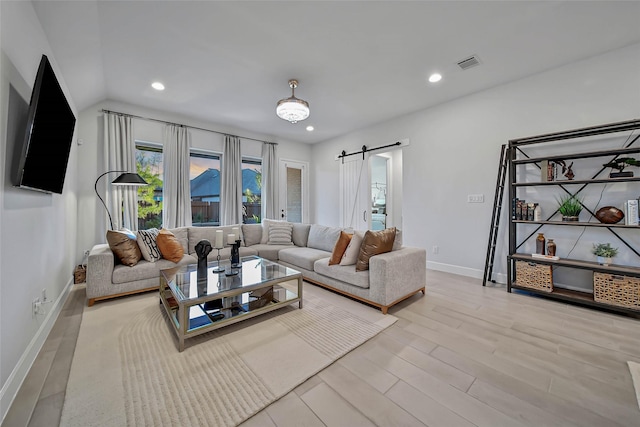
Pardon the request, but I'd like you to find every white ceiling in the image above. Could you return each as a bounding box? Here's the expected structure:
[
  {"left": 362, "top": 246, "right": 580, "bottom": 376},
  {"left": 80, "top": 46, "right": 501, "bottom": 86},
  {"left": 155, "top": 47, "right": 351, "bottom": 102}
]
[{"left": 32, "top": 1, "right": 640, "bottom": 144}]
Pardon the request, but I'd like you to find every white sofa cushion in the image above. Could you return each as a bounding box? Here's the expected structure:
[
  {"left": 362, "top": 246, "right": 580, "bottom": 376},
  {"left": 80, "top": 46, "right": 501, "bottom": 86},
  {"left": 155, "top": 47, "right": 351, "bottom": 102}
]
[
  {"left": 307, "top": 224, "right": 341, "bottom": 252},
  {"left": 278, "top": 247, "right": 331, "bottom": 271},
  {"left": 292, "top": 223, "right": 311, "bottom": 247}
]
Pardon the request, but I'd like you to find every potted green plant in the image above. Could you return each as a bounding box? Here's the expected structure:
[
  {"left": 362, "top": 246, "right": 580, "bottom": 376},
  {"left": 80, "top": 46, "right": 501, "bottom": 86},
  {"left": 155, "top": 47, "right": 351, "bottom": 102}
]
[
  {"left": 592, "top": 243, "right": 619, "bottom": 266},
  {"left": 556, "top": 194, "right": 583, "bottom": 221},
  {"left": 603, "top": 157, "right": 640, "bottom": 178}
]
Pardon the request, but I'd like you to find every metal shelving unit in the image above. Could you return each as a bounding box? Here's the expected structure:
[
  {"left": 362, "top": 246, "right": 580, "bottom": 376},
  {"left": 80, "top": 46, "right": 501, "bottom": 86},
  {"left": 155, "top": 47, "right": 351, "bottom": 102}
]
[{"left": 507, "top": 119, "right": 640, "bottom": 316}]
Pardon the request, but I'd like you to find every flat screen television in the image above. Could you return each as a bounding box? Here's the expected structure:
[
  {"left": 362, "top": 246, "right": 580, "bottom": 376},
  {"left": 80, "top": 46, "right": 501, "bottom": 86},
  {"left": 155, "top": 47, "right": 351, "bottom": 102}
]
[{"left": 13, "top": 54, "right": 76, "bottom": 194}]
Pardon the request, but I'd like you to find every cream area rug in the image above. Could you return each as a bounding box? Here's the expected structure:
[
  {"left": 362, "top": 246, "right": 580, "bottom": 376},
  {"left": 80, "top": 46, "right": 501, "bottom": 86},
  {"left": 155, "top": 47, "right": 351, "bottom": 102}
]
[
  {"left": 60, "top": 283, "right": 396, "bottom": 427},
  {"left": 629, "top": 361, "right": 640, "bottom": 410}
]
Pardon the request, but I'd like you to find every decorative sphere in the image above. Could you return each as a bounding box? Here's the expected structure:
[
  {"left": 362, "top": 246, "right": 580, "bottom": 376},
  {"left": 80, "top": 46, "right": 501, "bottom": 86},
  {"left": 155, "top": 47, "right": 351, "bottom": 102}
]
[{"left": 595, "top": 206, "right": 624, "bottom": 224}]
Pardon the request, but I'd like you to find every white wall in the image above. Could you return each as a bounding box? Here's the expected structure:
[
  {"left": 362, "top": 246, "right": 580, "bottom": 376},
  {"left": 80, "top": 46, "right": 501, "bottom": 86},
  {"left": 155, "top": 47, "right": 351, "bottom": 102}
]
[
  {"left": 0, "top": 1, "right": 78, "bottom": 420},
  {"left": 76, "top": 100, "right": 312, "bottom": 256},
  {"left": 312, "top": 42, "right": 640, "bottom": 280}
]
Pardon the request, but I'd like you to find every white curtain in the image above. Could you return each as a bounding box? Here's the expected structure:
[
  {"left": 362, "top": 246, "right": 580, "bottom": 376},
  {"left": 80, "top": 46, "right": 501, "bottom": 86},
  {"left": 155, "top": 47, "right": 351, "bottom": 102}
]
[
  {"left": 261, "top": 142, "right": 278, "bottom": 220},
  {"left": 221, "top": 135, "right": 242, "bottom": 225},
  {"left": 103, "top": 112, "right": 137, "bottom": 231},
  {"left": 162, "top": 124, "right": 192, "bottom": 228}
]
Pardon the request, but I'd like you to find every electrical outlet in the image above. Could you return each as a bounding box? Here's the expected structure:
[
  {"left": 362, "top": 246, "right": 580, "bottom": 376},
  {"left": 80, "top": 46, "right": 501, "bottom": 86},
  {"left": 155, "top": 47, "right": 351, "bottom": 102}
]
[
  {"left": 467, "top": 194, "right": 484, "bottom": 203},
  {"left": 32, "top": 298, "right": 40, "bottom": 318},
  {"left": 432, "top": 245, "right": 439, "bottom": 254}
]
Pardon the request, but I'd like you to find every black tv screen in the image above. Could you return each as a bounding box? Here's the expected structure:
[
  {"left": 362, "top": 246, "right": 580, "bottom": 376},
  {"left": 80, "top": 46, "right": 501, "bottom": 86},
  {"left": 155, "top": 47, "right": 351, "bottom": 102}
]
[{"left": 14, "top": 54, "right": 76, "bottom": 194}]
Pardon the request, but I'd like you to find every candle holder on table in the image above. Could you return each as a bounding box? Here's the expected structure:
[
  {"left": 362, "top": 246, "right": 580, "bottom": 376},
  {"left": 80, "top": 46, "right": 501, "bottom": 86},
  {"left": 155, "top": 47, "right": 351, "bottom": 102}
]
[{"left": 226, "top": 239, "right": 242, "bottom": 276}]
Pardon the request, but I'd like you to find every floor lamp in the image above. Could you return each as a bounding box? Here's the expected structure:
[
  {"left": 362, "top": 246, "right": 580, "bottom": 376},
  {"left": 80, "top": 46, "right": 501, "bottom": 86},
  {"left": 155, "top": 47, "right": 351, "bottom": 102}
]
[{"left": 95, "top": 171, "right": 148, "bottom": 230}]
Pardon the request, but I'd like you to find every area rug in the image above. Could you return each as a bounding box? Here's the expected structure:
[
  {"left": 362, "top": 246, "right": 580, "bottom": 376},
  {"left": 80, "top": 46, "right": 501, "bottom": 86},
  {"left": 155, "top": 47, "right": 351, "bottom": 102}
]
[
  {"left": 60, "top": 284, "right": 396, "bottom": 427},
  {"left": 629, "top": 361, "right": 640, "bottom": 410}
]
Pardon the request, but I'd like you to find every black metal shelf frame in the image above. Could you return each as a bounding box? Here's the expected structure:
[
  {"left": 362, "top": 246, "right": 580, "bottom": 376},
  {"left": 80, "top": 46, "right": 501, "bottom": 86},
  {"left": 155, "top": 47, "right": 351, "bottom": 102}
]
[{"left": 507, "top": 119, "right": 640, "bottom": 315}]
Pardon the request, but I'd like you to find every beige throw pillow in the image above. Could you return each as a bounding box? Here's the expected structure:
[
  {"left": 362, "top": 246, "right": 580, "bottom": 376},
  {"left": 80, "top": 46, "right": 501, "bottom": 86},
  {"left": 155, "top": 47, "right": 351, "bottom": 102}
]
[
  {"left": 268, "top": 223, "right": 294, "bottom": 245},
  {"left": 339, "top": 231, "right": 364, "bottom": 266}
]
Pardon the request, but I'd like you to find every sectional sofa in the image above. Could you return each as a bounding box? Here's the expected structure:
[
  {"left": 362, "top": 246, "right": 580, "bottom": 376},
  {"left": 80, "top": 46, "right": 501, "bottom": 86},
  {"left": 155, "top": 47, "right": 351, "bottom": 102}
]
[{"left": 86, "top": 222, "right": 426, "bottom": 313}]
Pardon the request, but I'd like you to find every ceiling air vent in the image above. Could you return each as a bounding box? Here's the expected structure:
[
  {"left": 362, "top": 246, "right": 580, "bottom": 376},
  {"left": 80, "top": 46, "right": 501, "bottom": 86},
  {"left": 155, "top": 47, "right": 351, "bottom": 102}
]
[{"left": 457, "top": 55, "right": 481, "bottom": 70}]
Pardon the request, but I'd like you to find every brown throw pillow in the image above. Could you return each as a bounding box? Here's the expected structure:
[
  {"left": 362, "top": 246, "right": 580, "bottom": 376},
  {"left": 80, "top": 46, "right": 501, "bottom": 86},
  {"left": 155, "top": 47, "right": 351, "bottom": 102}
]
[
  {"left": 329, "top": 231, "right": 353, "bottom": 265},
  {"left": 355, "top": 227, "right": 396, "bottom": 272},
  {"left": 106, "top": 229, "right": 142, "bottom": 267},
  {"left": 156, "top": 228, "right": 184, "bottom": 263}
]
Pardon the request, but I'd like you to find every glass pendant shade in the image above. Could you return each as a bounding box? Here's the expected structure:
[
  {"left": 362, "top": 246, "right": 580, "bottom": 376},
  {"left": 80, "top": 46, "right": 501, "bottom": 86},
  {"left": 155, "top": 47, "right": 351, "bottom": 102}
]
[{"left": 276, "top": 79, "right": 309, "bottom": 123}]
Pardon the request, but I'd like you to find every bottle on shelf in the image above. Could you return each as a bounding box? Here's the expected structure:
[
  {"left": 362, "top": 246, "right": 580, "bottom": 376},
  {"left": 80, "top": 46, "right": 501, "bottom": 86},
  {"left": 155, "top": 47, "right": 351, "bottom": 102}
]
[
  {"left": 536, "top": 233, "right": 546, "bottom": 255},
  {"left": 547, "top": 239, "right": 556, "bottom": 256},
  {"left": 534, "top": 204, "right": 542, "bottom": 221}
]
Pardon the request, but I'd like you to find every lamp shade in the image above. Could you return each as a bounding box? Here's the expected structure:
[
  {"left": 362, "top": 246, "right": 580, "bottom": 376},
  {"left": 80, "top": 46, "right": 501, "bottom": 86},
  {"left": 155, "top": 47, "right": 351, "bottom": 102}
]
[{"left": 111, "top": 173, "right": 148, "bottom": 186}]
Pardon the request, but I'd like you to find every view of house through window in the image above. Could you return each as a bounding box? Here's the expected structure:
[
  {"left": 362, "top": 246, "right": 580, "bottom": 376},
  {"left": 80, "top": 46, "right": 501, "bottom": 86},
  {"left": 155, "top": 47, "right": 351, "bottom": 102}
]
[
  {"left": 242, "top": 158, "right": 262, "bottom": 224},
  {"left": 135, "top": 142, "right": 262, "bottom": 229}
]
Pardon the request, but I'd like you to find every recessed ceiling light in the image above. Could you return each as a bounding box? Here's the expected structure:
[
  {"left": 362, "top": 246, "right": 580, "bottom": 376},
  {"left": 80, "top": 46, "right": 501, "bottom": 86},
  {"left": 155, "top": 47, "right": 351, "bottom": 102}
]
[
  {"left": 151, "top": 82, "right": 165, "bottom": 91},
  {"left": 306, "top": 126, "right": 314, "bottom": 131},
  {"left": 428, "top": 73, "right": 442, "bottom": 83}
]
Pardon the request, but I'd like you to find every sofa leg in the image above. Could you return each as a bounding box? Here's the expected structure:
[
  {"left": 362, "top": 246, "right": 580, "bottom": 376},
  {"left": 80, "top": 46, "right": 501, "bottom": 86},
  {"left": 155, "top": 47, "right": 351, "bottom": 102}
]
[
  {"left": 421, "top": 288, "right": 426, "bottom": 294},
  {"left": 87, "top": 298, "right": 95, "bottom": 307},
  {"left": 381, "top": 306, "right": 389, "bottom": 315}
]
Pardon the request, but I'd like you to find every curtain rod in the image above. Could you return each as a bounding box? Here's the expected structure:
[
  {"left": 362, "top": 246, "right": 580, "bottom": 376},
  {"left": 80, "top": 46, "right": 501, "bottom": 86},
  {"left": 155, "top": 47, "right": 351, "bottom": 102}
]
[{"left": 100, "top": 109, "right": 276, "bottom": 145}]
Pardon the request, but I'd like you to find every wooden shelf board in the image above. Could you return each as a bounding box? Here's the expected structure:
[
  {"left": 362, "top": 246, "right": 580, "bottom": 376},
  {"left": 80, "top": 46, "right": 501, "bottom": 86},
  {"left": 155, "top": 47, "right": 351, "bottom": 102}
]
[
  {"left": 512, "top": 146, "right": 640, "bottom": 165},
  {"left": 513, "top": 177, "right": 640, "bottom": 186},
  {"left": 512, "top": 284, "right": 640, "bottom": 316},
  {"left": 513, "top": 220, "right": 639, "bottom": 228},
  {"left": 511, "top": 253, "right": 640, "bottom": 276}
]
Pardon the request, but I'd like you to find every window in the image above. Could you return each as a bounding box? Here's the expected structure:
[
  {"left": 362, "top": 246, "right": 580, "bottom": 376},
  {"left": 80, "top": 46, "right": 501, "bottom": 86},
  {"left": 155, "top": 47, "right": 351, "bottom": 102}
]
[
  {"left": 242, "top": 158, "right": 262, "bottom": 224},
  {"left": 190, "top": 150, "right": 221, "bottom": 226},
  {"left": 136, "top": 142, "right": 163, "bottom": 230},
  {"left": 136, "top": 142, "right": 222, "bottom": 228}
]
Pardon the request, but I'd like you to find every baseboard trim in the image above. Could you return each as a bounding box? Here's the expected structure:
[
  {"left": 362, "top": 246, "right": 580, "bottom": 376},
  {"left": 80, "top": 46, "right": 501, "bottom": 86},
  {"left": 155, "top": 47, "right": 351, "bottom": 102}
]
[
  {"left": 0, "top": 278, "right": 73, "bottom": 423},
  {"left": 427, "top": 261, "right": 482, "bottom": 280}
]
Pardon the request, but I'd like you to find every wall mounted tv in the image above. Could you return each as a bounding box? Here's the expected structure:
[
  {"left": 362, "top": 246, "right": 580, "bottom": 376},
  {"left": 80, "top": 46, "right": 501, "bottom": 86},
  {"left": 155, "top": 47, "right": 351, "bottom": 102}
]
[{"left": 13, "top": 54, "right": 76, "bottom": 194}]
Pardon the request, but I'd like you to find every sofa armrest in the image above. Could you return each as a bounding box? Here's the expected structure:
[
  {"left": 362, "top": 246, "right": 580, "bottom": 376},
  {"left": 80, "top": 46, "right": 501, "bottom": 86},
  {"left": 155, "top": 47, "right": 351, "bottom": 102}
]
[
  {"left": 369, "top": 247, "right": 426, "bottom": 306},
  {"left": 86, "top": 244, "right": 116, "bottom": 302}
]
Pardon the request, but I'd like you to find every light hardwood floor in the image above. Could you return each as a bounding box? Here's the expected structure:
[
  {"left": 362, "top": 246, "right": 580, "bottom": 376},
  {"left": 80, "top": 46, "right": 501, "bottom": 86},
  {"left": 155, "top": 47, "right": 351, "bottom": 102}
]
[{"left": 4, "top": 270, "right": 640, "bottom": 427}]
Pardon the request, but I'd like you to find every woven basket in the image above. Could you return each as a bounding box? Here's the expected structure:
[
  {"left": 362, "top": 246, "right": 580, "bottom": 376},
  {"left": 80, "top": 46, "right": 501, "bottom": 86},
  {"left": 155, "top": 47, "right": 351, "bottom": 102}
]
[
  {"left": 593, "top": 272, "right": 640, "bottom": 309},
  {"left": 73, "top": 265, "right": 87, "bottom": 284},
  {"left": 515, "top": 261, "right": 553, "bottom": 292}
]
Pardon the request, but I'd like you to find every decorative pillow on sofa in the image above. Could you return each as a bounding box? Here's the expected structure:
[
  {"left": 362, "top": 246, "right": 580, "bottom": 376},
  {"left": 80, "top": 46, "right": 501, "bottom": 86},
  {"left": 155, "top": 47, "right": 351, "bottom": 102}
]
[
  {"left": 106, "top": 229, "right": 142, "bottom": 267},
  {"left": 329, "top": 231, "right": 353, "bottom": 265},
  {"left": 156, "top": 228, "right": 184, "bottom": 263},
  {"left": 137, "top": 228, "right": 161, "bottom": 262},
  {"left": 268, "top": 222, "right": 294, "bottom": 245},
  {"left": 260, "top": 219, "right": 291, "bottom": 244},
  {"left": 339, "top": 231, "right": 364, "bottom": 266},
  {"left": 356, "top": 227, "right": 397, "bottom": 272},
  {"left": 242, "top": 224, "right": 263, "bottom": 247}
]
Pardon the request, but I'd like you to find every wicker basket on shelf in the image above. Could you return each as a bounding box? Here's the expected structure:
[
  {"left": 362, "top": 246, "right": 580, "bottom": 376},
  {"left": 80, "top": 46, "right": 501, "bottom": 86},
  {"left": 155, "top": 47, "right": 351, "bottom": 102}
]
[
  {"left": 515, "top": 261, "right": 553, "bottom": 292},
  {"left": 593, "top": 272, "right": 640, "bottom": 309}
]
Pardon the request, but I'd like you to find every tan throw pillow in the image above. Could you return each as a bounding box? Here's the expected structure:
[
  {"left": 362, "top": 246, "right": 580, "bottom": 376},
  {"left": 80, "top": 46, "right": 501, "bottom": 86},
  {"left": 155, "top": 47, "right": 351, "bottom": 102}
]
[
  {"left": 329, "top": 231, "right": 352, "bottom": 265},
  {"left": 137, "top": 228, "right": 161, "bottom": 262},
  {"left": 268, "top": 222, "right": 294, "bottom": 245},
  {"left": 156, "top": 228, "right": 184, "bottom": 263},
  {"left": 356, "top": 227, "right": 397, "bottom": 272},
  {"left": 339, "top": 231, "right": 364, "bottom": 266},
  {"left": 106, "top": 229, "right": 142, "bottom": 267}
]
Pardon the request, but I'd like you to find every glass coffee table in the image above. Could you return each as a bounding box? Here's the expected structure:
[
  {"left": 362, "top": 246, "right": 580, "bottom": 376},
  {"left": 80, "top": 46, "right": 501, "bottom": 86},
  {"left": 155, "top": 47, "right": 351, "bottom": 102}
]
[{"left": 160, "top": 256, "right": 303, "bottom": 351}]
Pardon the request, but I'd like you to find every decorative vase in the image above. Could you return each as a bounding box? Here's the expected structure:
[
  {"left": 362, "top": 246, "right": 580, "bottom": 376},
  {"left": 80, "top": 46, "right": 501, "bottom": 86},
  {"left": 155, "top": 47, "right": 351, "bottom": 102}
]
[
  {"left": 562, "top": 216, "right": 579, "bottom": 222},
  {"left": 536, "top": 233, "right": 546, "bottom": 255},
  {"left": 547, "top": 239, "right": 556, "bottom": 257},
  {"left": 597, "top": 256, "right": 612, "bottom": 266},
  {"left": 231, "top": 240, "right": 241, "bottom": 266}
]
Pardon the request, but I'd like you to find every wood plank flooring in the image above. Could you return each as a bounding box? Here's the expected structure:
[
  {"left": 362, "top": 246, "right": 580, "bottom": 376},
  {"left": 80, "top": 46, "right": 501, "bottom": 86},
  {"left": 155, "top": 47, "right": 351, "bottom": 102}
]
[{"left": 4, "top": 269, "right": 640, "bottom": 427}]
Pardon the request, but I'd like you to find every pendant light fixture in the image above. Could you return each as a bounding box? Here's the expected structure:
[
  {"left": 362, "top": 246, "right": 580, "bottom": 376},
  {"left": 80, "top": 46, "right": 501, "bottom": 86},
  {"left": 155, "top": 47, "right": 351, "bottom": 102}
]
[{"left": 276, "top": 79, "right": 309, "bottom": 123}]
